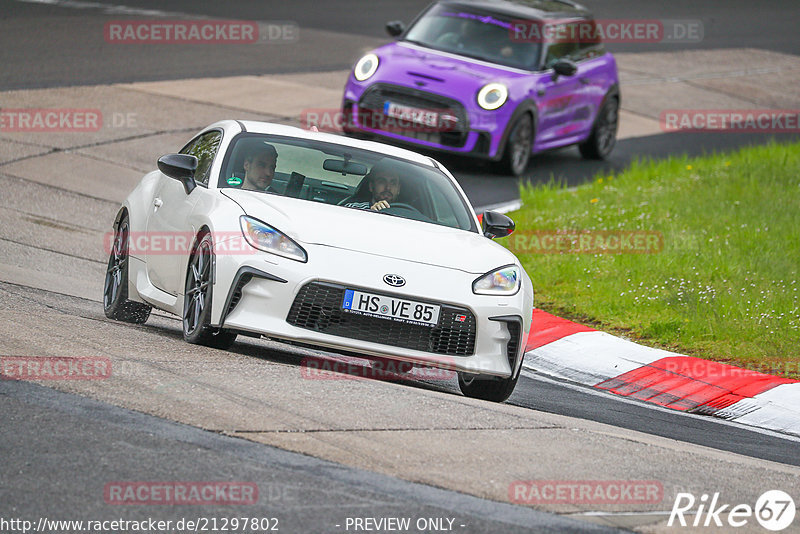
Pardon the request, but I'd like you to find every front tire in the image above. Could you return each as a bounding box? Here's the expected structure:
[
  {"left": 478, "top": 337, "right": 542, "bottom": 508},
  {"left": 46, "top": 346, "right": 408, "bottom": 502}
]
[
  {"left": 458, "top": 372, "right": 519, "bottom": 403},
  {"left": 579, "top": 96, "right": 619, "bottom": 160},
  {"left": 103, "top": 215, "right": 152, "bottom": 323},
  {"left": 183, "top": 232, "right": 237, "bottom": 350},
  {"left": 499, "top": 114, "right": 533, "bottom": 177}
]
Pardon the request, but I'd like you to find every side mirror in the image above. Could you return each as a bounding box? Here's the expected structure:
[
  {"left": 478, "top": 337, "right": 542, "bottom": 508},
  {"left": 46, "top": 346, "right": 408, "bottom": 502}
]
[
  {"left": 386, "top": 20, "right": 405, "bottom": 38},
  {"left": 158, "top": 154, "right": 198, "bottom": 195},
  {"left": 552, "top": 58, "right": 578, "bottom": 79},
  {"left": 482, "top": 211, "right": 515, "bottom": 239}
]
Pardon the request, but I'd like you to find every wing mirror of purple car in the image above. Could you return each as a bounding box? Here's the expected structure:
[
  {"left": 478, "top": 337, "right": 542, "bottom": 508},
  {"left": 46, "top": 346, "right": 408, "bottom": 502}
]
[
  {"left": 385, "top": 20, "right": 405, "bottom": 38},
  {"left": 551, "top": 58, "right": 578, "bottom": 79},
  {"left": 158, "top": 154, "right": 197, "bottom": 195},
  {"left": 482, "top": 210, "right": 515, "bottom": 239}
]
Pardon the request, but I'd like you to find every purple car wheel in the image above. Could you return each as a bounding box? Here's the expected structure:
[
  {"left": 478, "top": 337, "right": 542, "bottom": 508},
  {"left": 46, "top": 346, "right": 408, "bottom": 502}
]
[
  {"left": 580, "top": 97, "right": 619, "bottom": 160},
  {"left": 500, "top": 114, "right": 533, "bottom": 177}
]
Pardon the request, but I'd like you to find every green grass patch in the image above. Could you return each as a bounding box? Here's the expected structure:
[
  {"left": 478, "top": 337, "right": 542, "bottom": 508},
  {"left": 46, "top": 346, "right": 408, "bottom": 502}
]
[{"left": 508, "top": 140, "right": 800, "bottom": 378}]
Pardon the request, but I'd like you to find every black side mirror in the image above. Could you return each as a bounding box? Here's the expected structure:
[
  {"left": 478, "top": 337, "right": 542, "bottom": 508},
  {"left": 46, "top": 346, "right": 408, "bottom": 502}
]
[
  {"left": 552, "top": 58, "right": 578, "bottom": 79},
  {"left": 158, "top": 154, "right": 198, "bottom": 195},
  {"left": 482, "top": 211, "right": 515, "bottom": 239},
  {"left": 386, "top": 20, "right": 405, "bottom": 38}
]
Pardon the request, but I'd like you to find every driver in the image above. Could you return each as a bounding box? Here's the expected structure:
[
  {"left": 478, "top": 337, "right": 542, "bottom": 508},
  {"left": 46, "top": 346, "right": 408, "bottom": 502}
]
[
  {"left": 343, "top": 158, "right": 403, "bottom": 211},
  {"left": 241, "top": 143, "right": 278, "bottom": 192}
]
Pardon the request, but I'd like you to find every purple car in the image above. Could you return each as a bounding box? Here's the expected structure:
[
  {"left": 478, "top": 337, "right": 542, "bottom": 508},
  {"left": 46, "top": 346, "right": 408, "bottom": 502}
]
[{"left": 342, "top": 0, "right": 620, "bottom": 176}]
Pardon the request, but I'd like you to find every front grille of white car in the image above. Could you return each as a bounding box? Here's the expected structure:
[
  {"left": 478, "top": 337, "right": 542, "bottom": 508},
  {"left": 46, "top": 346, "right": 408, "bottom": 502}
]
[{"left": 286, "top": 281, "right": 476, "bottom": 356}]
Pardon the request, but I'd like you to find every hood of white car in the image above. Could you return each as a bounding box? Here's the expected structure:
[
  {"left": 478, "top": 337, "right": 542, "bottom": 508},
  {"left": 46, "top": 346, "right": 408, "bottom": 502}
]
[{"left": 222, "top": 190, "right": 516, "bottom": 274}]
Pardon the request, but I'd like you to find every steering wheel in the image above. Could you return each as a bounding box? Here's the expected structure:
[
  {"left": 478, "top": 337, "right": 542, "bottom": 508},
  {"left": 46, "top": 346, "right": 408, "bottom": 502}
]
[
  {"left": 384, "top": 202, "right": 420, "bottom": 213},
  {"left": 382, "top": 202, "right": 432, "bottom": 223}
]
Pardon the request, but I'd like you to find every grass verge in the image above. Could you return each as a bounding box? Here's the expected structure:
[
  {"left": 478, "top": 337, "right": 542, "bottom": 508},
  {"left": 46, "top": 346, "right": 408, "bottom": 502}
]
[{"left": 507, "top": 140, "right": 800, "bottom": 378}]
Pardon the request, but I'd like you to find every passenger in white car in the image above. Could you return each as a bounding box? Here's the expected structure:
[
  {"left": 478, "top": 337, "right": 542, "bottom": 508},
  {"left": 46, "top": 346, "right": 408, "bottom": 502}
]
[{"left": 241, "top": 143, "right": 279, "bottom": 192}]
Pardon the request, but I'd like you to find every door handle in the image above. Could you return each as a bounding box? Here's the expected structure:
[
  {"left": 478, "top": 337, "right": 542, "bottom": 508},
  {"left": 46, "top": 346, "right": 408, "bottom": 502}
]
[
  {"left": 579, "top": 77, "right": 591, "bottom": 85},
  {"left": 153, "top": 198, "right": 163, "bottom": 208}
]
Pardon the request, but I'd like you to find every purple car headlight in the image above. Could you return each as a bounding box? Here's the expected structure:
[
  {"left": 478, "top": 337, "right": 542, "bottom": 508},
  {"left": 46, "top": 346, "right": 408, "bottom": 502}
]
[
  {"left": 354, "top": 53, "right": 379, "bottom": 81},
  {"left": 477, "top": 83, "right": 508, "bottom": 111}
]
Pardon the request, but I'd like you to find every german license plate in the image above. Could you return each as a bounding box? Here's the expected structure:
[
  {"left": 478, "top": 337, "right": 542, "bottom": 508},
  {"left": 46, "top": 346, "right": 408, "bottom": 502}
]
[
  {"left": 383, "top": 101, "right": 439, "bottom": 127},
  {"left": 342, "top": 289, "right": 440, "bottom": 327}
]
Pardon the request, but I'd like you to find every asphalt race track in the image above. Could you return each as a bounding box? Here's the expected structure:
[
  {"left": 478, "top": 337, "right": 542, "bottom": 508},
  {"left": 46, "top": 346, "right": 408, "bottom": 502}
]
[{"left": 2, "top": 1, "right": 800, "bottom": 532}]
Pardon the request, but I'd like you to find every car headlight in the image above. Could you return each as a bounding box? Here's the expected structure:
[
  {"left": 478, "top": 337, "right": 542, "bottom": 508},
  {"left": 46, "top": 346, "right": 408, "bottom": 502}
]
[
  {"left": 239, "top": 215, "right": 307, "bottom": 263},
  {"left": 353, "top": 53, "right": 379, "bottom": 82},
  {"left": 477, "top": 83, "right": 508, "bottom": 110},
  {"left": 473, "top": 265, "right": 520, "bottom": 295}
]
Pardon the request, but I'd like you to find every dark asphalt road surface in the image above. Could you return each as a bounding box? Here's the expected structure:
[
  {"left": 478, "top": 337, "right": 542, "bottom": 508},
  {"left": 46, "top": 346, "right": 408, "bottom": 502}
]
[
  {"left": 2, "top": 0, "right": 798, "bottom": 91},
  {"left": 0, "top": 377, "right": 617, "bottom": 534},
  {"left": 2, "top": 1, "right": 800, "bottom": 529}
]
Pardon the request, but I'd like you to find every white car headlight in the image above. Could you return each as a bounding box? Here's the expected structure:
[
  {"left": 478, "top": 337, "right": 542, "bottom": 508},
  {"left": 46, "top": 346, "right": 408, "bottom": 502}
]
[
  {"left": 353, "top": 53, "right": 379, "bottom": 81},
  {"left": 477, "top": 83, "right": 508, "bottom": 110},
  {"left": 239, "top": 215, "right": 307, "bottom": 263},
  {"left": 473, "top": 265, "right": 520, "bottom": 295}
]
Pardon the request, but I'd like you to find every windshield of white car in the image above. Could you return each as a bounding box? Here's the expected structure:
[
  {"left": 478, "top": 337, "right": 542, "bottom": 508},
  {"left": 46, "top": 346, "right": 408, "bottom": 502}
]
[
  {"left": 403, "top": 5, "right": 542, "bottom": 70},
  {"left": 218, "top": 134, "right": 478, "bottom": 232}
]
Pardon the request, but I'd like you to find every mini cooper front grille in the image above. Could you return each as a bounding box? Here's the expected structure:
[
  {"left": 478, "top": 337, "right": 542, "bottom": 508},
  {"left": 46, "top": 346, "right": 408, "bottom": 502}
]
[
  {"left": 358, "top": 84, "right": 469, "bottom": 148},
  {"left": 286, "top": 281, "right": 476, "bottom": 356}
]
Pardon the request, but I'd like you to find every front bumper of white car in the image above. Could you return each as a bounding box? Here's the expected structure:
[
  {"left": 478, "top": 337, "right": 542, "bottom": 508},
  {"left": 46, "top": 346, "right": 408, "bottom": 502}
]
[{"left": 211, "top": 240, "right": 531, "bottom": 378}]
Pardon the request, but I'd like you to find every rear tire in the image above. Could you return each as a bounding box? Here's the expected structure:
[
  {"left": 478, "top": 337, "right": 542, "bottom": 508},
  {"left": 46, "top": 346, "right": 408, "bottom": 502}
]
[
  {"left": 499, "top": 114, "right": 533, "bottom": 177},
  {"left": 182, "top": 232, "right": 237, "bottom": 350},
  {"left": 103, "top": 215, "right": 152, "bottom": 324},
  {"left": 458, "top": 372, "right": 519, "bottom": 402},
  {"left": 579, "top": 96, "right": 618, "bottom": 160}
]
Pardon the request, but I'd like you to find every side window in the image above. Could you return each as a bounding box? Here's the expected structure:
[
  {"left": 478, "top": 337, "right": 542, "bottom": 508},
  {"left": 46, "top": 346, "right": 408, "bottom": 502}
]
[
  {"left": 180, "top": 131, "right": 222, "bottom": 186},
  {"left": 542, "top": 22, "right": 584, "bottom": 67},
  {"left": 574, "top": 19, "right": 604, "bottom": 61}
]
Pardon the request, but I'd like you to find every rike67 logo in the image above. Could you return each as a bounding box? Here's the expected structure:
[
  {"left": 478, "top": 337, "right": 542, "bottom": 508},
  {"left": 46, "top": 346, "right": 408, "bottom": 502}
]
[{"left": 669, "top": 490, "right": 796, "bottom": 531}]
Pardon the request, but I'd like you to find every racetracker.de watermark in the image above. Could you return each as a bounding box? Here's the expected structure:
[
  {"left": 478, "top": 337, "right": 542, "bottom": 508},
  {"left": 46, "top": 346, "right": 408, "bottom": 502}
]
[
  {"left": 104, "top": 20, "right": 298, "bottom": 44},
  {"left": 1, "top": 357, "right": 111, "bottom": 380},
  {"left": 300, "top": 356, "right": 456, "bottom": 381},
  {"left": 0, "top": 109, "right": 138, "bottom": 132},
  {"left": 0, "top": 109, "right": 101, "bottom": 132},
  {"left": 661, "top": 110, "right": 800, "bottom": 133},
  {"left": 301, "top": 108, "right": 459, "bottom": 134},
  {"left": 509, "top": 480, "right": 663, "bottom": 504},
  {"left": 509, "top": 19, "right": 703, "bottom": 43},
  {"left": 104, "top": 231, "right": 255, "bottom": 256},
  {"left": 104, "top": 482, "right": 258, "bottom": 505},
  {"left": 506, "top": 230, "right": 664, "bottom": 255},
  {"left": 658, "top": 359, "right": 800, "bottom": 380}
]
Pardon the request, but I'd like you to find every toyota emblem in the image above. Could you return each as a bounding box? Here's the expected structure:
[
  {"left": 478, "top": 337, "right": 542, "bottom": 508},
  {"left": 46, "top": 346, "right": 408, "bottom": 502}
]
[{"left": 383, "top": 274, "right": 406, "bottom": 287}]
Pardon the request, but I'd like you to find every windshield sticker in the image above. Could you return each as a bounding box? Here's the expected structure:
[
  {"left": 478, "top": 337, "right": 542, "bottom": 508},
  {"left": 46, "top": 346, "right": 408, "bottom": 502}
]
[
  {"left": 440, "top": 11, "right": 512, "bottom": 30},
  {"left": 226, "top": 176, "right": 243, "bottom": 186}
]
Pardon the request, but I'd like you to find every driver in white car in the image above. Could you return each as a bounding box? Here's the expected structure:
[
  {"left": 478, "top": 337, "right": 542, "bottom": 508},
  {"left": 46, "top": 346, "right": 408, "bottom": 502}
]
[{"left": 343, "top": 158, "right": 403, "bottom": 211}]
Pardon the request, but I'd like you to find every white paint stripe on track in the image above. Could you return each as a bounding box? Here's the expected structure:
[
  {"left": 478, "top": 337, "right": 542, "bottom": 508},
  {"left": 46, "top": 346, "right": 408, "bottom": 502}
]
[
  {"left": 525, "top": 327, "right": 800, "bottom": 438},
  {"left": 732, "top": 383, "right": 800, "bottom": 437},
  {"left": 474, "top": 199, "right": 522, "bottom": 215},
  {"left": 521, "top": 370, "right": 800, "bottom": 444},
  {"left": 15, "top": 0, "right": 197, "bottom": 18},
  {"left": 524, "top": 330, "right": 668, "bottom": 386}
]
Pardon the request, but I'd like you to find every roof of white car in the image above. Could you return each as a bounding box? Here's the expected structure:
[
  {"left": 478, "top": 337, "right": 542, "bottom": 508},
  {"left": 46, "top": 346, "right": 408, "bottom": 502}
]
[{"left": 220, "top": 120, "right": 437, "bottom": 168}]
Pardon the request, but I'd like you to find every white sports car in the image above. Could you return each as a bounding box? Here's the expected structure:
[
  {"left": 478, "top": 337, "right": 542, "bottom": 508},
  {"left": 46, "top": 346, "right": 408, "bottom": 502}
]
[{"left": 103, "top": 120, "right": 533, "bottom": 402}]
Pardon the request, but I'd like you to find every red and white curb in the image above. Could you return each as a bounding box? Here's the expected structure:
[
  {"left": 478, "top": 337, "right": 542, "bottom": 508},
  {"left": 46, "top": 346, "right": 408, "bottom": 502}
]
[{"left": 522, "top": 309, "right": 800, "bottom": 437}]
